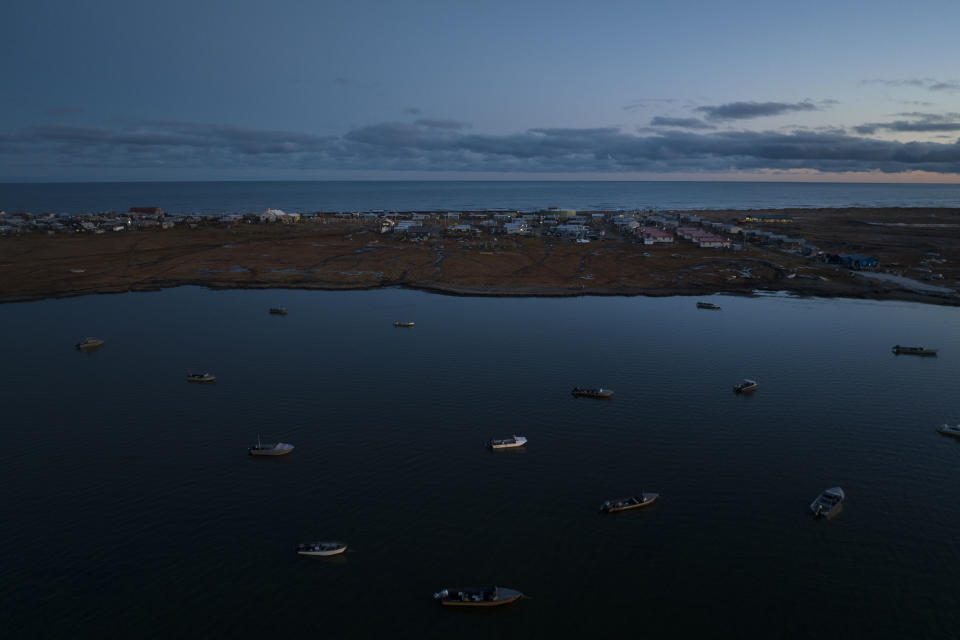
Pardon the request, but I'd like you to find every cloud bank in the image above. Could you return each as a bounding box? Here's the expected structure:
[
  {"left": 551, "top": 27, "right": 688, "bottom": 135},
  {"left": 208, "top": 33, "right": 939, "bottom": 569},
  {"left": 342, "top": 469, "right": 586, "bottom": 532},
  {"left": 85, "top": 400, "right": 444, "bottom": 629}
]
[
  {"left": 695, "top": 101, "right": 819, "bottom": 121},
  {"left": 3, "top": 118, "right": 960, "bottom": 176}
]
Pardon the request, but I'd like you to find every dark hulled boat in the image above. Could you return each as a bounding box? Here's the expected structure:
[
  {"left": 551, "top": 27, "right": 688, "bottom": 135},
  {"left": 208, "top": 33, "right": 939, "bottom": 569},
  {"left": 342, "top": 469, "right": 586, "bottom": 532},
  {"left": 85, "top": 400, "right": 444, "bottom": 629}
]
[
  {"left": 600, "top": 493, "right": 659, "bottom": 513},
  {"left": 572, "top": 387, "right": 614, "bottom": 398},
  {"left": 892, "top": 345, "right": 937, "bottom": 356},
  {"left": 433, "top": 586, "right": 523, "bottom": 607}
]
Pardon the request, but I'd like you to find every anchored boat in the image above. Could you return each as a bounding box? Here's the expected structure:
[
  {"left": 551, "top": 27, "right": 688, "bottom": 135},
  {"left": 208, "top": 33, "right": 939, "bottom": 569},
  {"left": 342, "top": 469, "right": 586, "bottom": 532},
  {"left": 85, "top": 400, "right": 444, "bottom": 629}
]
[
  {"left": 489, "top": 435, "right": 527, "bottom": 450},
  {"left": 810, "top": 487, "right": 845, "bottom": 519},
  {"left": 936, "top": 424, "right": 960, "bottom": 438},
  {"left": 696, "top": 302, "right": 721, "bottom": 310},
  {"left": 248, "top": 435, "right": 294, "bottom": 456},
  {"left": 187, "top": 372, "right": 216, "bottom": 383},
  {"left": 75, "top": 337, "right": 104, "bottom": 350},
  {"left": 601, "top": 493, "right": 659, "bottom": 513},
  {"left": 733, "top": 378, "right": 758, "bottom": 393},
  {"left": 433, "top": 586, "right": 524, "bottom": 607},
  {"left": 572, "top": 387, "right": 614, "bottom": 398},
  {"left": 394, "top": 321, "right": 415, "bottom": 327},
  {"left": 892, "top": 345, "right": 937, "bottom": 356},
  {"left": 296, "top": 542, "right": 347, "bottom": 556}
]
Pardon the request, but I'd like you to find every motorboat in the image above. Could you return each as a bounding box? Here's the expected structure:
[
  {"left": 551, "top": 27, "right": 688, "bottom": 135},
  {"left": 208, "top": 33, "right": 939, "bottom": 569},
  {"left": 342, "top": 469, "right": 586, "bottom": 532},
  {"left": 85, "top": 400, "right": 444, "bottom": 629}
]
[
  {"left": 296, "top": 542, "right": 347, "bottom": 556},
  {"left": 269, "top": 307, "right": 288, "bottom": 315},
  {"left": 936, "top": 424, "right": 960, "bottom": 438},
  {"left": 892, "top": 345, "right": 937, "bottom": 356},
  {"left": 733, "top": 379, "right": 758, "bottom": 393},
  {"left": 489, "top": 435, "right": 527, "bottom": 450},
  {"left": 696, "top": 302, "right": 721, "bottom": 310},
  {"left": 810, "top": 487, "right": 845, "bottom": 518},
  {"left": 75, "top": 337, "right": 104, "bottom": 350},
  {"left": 572, "top": 387, "right": 614, "bottom": 398},
  {"left": 394, "top": 321, "right": 415, "bottom": 327},
  {"left": 248, "top": 435, "right": 294, "bottom": 456},
  {"left": 433, "top": 586, "right": 524, "bottom": 607},
  {"left": 600, "top": 493, "right": 659, "bottom": 513},
  {"left": 187, "top": 372, "right": 216, "bottom": 383}
]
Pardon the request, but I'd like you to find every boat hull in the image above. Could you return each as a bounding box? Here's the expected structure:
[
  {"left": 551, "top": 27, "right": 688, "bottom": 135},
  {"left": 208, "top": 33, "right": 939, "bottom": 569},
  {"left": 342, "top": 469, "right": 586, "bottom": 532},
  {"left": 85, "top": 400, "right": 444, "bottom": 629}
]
[
  {"left": 436, "top": 587, "right": 523, "bottom": 607},
  {"left": 602, "top": 493, "right": 659, "bottom": 513},
  {"left": 249, "top": 443, "right": 294, "bottom": 456},
  {"left": 297, "top": 543, "right": 347, "bottom": 556},
  {"left": 937, "top": 425, "right": 960, "bottom": 438}
]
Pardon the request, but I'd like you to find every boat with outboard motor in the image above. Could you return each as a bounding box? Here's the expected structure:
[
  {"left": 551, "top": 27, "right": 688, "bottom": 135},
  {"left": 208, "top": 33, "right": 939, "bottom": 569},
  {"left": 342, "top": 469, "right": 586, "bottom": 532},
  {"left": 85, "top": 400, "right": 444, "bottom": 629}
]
[
  {"left": 248, "top": 435, "right": 294, "bottom": 456},
  {"left": 572, "top": 387, "right": 614, "bottom": 398},
  {"left": 269, "top": 307, "right": 288, "bottom": 315},
  {"left": 433, "top": 586, "right": 524, "bottom": 607},
  {"left": 892, "top": 345, "right": 938, "bottom": 356},
  {"left": 488, "top": 435, "right": 527, "bottom": 450},
  {"left": 394, "top": 321, "right": 415, "bottom": 327},
  {"left": 936, "top": 424, "right": 960, "bottom": 438},
  {"left": 810, "top": 487, "right": 844, "bottom": 518},
  {"left": 733, "top": 378, "right": 758, "bottom": 393},
  {"left": 600, "top": 493, "right": 659, "bottom": 513},
  {"left": 296, "top": 541, "right": 347, "bottom": 556},
  {"left": 187, "top": 372, "right": 216, "bottom": 383},
  {"left": 75, "top": 337, "right": 104, "bottom": 350}
]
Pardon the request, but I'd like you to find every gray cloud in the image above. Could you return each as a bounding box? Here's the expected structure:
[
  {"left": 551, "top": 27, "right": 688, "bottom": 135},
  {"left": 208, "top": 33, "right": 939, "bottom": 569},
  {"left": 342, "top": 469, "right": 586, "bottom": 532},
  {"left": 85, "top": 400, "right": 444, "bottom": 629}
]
[
  {"left": 695, "top": 101, "right": 819, "bottom": 121},
  {"left": 403, "top": 107, "right": 422, "bottom": 115},
  {"left": 863, "top": 78, "right": 960, "bottom": 92},
  {"left": 413, "top": 118, "right": 470, "bottom": 130},
  {"left": 4, "top": 119, "right": 960, "bottom": 175},
  {"left": 854, "top": 112, "right": 960, "bottom": 135},
  {"left": 649, "top": 116, "right": 715, "bottom": 130}
]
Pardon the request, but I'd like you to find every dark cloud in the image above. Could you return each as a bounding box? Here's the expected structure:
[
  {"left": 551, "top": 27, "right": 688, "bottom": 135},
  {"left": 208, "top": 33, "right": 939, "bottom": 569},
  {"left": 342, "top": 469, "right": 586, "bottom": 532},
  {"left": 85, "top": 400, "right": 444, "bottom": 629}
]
[
  {"left": 4, "top": 119, "right": 960, "bottom": 175},
  {"left": 413, "top": 118, "right": 470, "bottom": 130},
  {"left": 403, "top": 107, "right": 422, "bottom": 115},
  {"left": 863, "top": 78, "right": 960, "bottom": 92},
  {"left": 854, "top": 112, "right": 960, "bottom": 135},
  {"left": 649, "top": 116, "right": 715, "bottom": 130},
  {"left": 695, "top": 101, "right": 819, "bottom": 121}
]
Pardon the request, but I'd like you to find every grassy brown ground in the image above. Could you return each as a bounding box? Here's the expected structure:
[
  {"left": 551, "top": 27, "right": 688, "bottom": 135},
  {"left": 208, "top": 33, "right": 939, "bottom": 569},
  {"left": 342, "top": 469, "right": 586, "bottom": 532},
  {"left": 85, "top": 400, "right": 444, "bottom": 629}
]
[{"left": 0, "top": 208, "right": 958, "bottom": 304}]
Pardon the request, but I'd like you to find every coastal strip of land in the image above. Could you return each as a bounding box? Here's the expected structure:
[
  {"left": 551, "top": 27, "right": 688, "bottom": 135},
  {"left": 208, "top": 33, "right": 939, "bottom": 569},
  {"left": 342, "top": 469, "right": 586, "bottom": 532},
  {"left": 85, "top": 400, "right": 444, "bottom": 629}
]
[{"left": 1, "top": 207, "right": 958, "bottom": 305}]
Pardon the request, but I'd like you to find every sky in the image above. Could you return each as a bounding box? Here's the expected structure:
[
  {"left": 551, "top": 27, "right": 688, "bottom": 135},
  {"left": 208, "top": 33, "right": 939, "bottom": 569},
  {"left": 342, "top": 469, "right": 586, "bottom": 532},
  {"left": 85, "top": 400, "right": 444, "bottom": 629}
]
[{"left": 2, "top": 0, "right": 960, "bottom": 182}]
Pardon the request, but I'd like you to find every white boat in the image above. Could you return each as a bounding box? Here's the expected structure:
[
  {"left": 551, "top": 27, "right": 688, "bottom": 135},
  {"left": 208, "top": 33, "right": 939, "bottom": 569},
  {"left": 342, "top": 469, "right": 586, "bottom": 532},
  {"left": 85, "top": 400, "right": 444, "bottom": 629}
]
[
  {"left": 489, "top": 435, "right": 527, "bottom": 450},
  {"left": 248, "top": 435, "right": 294, "bottom": 456},
  {"left": 297, "top": 541, "right": 347, "bottom": 556},
  {"left": 810, "top": 487, "right": 845, "bottom": 518},
  {"left": 936, "top": 424, "right": 960, "bottom": 438},
  {"left": 187, "top": 372, "right": 216, "bottom": 383}
]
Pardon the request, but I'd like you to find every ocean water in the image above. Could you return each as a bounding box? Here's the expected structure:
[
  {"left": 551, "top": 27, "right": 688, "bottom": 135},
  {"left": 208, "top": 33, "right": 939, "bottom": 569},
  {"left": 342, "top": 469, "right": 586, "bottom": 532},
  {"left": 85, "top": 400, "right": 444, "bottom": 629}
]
[
  {"left": 3, "top": 180, "right": 960, "bottom": 214},
  {"left": 2, "top": 287, "right": 960, "bottom": 638}
]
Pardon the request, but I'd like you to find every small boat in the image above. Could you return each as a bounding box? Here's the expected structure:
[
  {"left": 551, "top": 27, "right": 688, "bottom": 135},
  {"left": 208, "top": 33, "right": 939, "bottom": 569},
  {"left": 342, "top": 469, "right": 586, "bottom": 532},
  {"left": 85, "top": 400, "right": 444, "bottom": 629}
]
[
  {"left": 936, "top": 424, "right": 960, "bottom": 438},
  {"left": 601, "top": 493, "right": 659, "bottom": 513},
  {"left": 892, "top": 345, "right": 937, "bottom": 356},
  {"left": 571, "top": 387, "right": 614, "bottom": 398},
  {"left": 433, "top": 586, "right": 524, "bottom": 607},
  {"left": 75, "top": 337, "right": 104, "bottom": 350},
  {"left": 394, "top": 321, "right": 415, "bottom": 327},
  {"left": 489, "top": 435, "right": 527, "bottom": 450},
  {"left": 296, "top": 542, "right": 347, "bottom": 556},
  {"left": 269, "top": 307, "right": 288, "bottom": 315},
  {"left": 248, "top": 435, "right": 294, "bottom": 456},
  {"left": 810, "top": 487, "right": 844, "bottom": 518},
  {"left": 187, "top": 372, "right": 216, "bottom": 383},
  {"left": 696, "top": 302, "right": 721, "bottom": 310},
  {"left": 733, "top": 378, "right": 758, "bottom": 393}
]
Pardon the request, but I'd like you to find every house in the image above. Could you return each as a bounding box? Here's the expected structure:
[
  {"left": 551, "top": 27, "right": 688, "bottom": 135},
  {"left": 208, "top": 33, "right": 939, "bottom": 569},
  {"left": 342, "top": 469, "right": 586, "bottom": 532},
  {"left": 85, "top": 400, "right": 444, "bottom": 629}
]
[
  {"left": 742, "top": 214, "right": 794, "bottom": 223},
  {"left": 129, "top": 207, "right": 164, "bottom": 216},
  {"left": 639, "top": 227, "right": 674, "bottom": 244},
  {"left": 831, "top": 253, "right": 878, "bottom": 270}
]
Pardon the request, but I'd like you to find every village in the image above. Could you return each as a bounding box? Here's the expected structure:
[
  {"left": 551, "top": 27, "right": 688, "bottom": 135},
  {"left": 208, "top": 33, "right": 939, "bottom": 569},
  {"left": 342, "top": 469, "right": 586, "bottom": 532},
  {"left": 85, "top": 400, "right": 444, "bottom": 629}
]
[{"left": 0, "top": 204, "right": 956, "bottom": 304}]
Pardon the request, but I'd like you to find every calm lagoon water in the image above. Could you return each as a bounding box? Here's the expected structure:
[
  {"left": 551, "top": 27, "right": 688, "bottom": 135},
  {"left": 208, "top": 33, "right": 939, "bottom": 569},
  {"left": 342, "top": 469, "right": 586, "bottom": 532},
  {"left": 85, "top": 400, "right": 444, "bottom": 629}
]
[{"left": 2, "top": 287, "right": 960, "bottom": 638}]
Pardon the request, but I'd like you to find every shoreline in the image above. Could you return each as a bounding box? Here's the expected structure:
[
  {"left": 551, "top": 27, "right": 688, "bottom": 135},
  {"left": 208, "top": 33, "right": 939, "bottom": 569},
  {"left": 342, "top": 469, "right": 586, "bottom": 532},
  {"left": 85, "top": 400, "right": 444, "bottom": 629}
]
[{"left": 2, "top": 206, "right": 958, "bottom": 307}]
